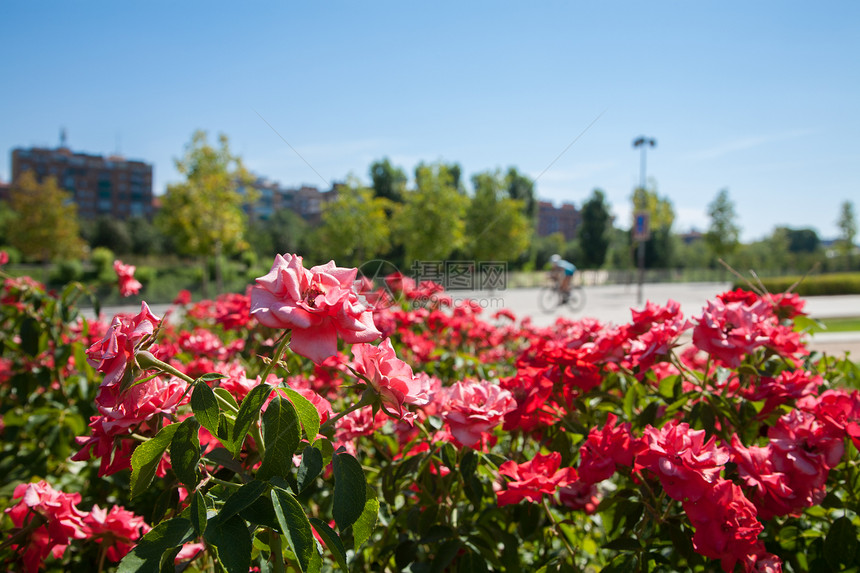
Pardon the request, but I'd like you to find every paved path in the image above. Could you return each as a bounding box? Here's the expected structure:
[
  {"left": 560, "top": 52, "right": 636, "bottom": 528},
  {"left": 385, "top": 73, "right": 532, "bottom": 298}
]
[
  {"left": 447, "top": 282, "right": 860, "bottom": 356},
  {"left": 92, "top": 282, "right": 860, "bottom": 357}
]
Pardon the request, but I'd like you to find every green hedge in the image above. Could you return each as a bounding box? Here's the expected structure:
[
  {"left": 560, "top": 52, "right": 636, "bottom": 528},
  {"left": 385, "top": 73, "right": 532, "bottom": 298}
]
[{"left": 733, "top": 273, "right": 860, "bottom": 296}]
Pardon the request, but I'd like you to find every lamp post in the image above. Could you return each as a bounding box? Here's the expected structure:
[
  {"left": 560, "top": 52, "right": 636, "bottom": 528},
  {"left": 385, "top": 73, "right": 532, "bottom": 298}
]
[{"left": 632, "top": 136, "right": 656, "bottom": 305}]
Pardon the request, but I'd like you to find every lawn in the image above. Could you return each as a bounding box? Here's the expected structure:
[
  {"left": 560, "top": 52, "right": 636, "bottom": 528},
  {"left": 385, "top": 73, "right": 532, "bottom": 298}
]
[{"left": 804, "top": 316, "right": 860, "bottom": 333}]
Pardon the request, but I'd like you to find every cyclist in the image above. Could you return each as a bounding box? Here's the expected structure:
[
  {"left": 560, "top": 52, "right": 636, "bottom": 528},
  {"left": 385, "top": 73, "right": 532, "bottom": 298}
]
[{"left": 549, "top": 254, "right": 577, "bottom": 303}]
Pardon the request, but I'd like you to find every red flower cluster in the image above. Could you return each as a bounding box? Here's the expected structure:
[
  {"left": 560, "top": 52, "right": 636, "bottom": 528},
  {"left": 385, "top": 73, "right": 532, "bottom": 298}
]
[
  {"left": 5, "top": 481, "right": 147, "bottom": 572},
  {"left": 497, "top": 452, "right": 578, "bottom": 506},
  {"left": 577, "top": 413, "right": 639, "bottom": 484}
]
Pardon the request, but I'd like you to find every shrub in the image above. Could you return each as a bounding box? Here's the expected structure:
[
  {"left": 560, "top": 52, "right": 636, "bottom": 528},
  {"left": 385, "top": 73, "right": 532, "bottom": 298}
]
[{"left": 736, "top": 272, "right": 860, "bottom": 296}]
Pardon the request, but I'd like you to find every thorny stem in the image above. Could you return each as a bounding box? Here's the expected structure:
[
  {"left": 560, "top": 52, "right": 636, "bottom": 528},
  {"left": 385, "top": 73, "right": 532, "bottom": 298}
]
[{"left": 542, "top": 497, "right": 577, "bottom": 558}]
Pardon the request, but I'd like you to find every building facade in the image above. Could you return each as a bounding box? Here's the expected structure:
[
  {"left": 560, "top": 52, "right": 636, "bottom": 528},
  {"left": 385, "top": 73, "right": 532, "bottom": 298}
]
[
  {"left": 537, "top": 201, "right": 582, "bottom": 241},
  {"left": 10, "top": 146, "right": 154, "bottom": 220},
  {"left": 239, "top": 177, "right": 340, "bottom": 225}
]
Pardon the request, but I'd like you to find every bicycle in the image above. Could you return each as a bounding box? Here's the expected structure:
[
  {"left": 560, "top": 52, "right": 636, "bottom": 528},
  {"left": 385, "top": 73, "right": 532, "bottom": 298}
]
[{"left": 538, "top": 275, "right": 586, "bottom": 313}]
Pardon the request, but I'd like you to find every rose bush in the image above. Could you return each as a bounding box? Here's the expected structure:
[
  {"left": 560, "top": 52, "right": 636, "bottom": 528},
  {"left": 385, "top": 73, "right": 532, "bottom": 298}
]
[{"left": 1, "top": 256, "right": 859, "bottom": 572}]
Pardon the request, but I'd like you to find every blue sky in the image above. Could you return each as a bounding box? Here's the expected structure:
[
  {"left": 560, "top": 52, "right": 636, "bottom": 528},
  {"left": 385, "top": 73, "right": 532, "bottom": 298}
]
[{"left": 2, "top": 1, "right": 858, "bottom": 241}]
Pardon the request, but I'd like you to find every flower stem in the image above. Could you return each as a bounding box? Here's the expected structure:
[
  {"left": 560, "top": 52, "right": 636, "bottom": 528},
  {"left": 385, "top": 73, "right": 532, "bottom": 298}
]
[
  {"left": 259, "top": 332, "right": 291, "bottom": 383},
  {"left": 542, "top": 497, "right": 576, "bottom": 558},
  {"left": 320, "top": 390, "right": 377, "bottom": 434},
  {"left": 136, "top": 351, "right": 195, "bottom": 384},
  {"left": 269, "top": 528, "right": 286, "bottom": 573}
]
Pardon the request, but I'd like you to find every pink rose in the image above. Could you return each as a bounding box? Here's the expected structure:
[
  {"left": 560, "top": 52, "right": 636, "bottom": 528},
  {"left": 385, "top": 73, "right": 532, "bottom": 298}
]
[
  {"left": 350, "top": 338, "right": 427, "bottom": 418},
  {"left": 250, "top": 254, "right": 381, "bottom": 363},
  {"left": 440, "top": 380, "right": 516, "bottom": 448},
  {"left": 5, "top": 481, "right": 89, "bottom": 573},
  {"left": 86, "top": 302, "right": 160, "bottom": 388},
  {"left": 635, "top": 421, "right": 729, "bottom": 502},
  {"left": 114, "top": 259, "right": 142, "bottom": 297},
  {"left": 84, "top": 504, "right": 150, "bottom": 562}
]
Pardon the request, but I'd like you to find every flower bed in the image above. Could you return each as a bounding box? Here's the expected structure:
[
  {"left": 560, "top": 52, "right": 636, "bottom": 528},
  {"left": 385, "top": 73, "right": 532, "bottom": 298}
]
[{"left": 1, "top": 254, "right": 859, "bottom": 572}]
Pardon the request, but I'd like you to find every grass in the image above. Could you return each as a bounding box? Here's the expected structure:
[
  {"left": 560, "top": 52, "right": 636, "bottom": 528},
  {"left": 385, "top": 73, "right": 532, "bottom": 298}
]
[{"left": 802, "top": 317, "right": 860, "bottom": 334}]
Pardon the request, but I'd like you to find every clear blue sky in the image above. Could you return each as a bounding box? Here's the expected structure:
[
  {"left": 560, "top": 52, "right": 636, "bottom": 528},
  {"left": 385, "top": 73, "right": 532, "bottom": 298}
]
[{"left": 2, "top": 1, "right": 858, "bottom": 242}]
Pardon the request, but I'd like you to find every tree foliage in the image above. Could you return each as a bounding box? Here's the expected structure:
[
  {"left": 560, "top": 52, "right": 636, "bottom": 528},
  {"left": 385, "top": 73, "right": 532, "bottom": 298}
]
[
  {"left": 705, "top": 188, "right": 741, "bottom": 263},
  {"left": 632, "top": 186, "right": 676, "bottom": 268},
  {"left": 465, "top": 171, "right": 531, "bottom": 263},
  {"left": 6, "top": 171, "right": 85, "bottom": 262},
  {"left": 370, "top": 158, "right": 407, "bottom": 203},
  {"left": 393, "top": 162, "right": 468, "bottom": 263},
  {"left": 313, "top": 181, "right": 391, "bottom": 267},
  {"left": 578, "top": 188, "right": 611, "bottom": 269},
  {"left": 836, "top": 200, "right": 857, "bottom": 260},
  {"left": 247, "top": 209, "right": 308, "bottom": 259},
  {"left": 156, "top": 131, "right": 253, "bottom": 261},
  {"left": 505, "top": 167, "right": 537, "bottom": 222}
]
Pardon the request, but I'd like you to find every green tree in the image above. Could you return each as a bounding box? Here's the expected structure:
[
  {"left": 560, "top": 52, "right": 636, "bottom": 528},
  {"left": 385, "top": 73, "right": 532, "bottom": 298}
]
[
  {"left": 781, "top": 227, "right": 820, "bottom": 254},
  {"left": 465, "top": 171, "right": 531, "bottom": 263},
  {"left": 394, "top": 162, "right": 468, "bottom": 263},
  {"left": 6, "top": 171, "right": 85, "bottom": 263},
  {"left": 370, "top": 158, "right": 407, "bottom": 203},
  {"left": 506, "top": 167, "right": 537, "bottom": 222},
  {"left": 578, "top": 189, "right": 612, "bottom": 269},
  {"left": 704, "top": 189, "right": 741, "bottom": 266},
  {"left": 248, "top": 209, "right": 308, "bottom": 259},
  {"left": 156, "top": 131, "right": 253, "bottom": 294},
  {"left": 312, "top": 180, "right": 391, "bottom": 267},
  {"left": 632, "top": 186, "right": 676, "bottom": 268},
  {"left": 836, "top": 200, "right": 857, "bottom": 264},
  {"left": 83, "top": 216, "right": 133, "bottom": 255},
  {"left": 128, "top": 216, "right": 169, "bottom": 256}
]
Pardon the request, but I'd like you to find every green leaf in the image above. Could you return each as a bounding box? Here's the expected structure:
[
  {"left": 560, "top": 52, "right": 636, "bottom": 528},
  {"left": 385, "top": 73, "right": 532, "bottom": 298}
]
[
  {"left": 230, "top": 383, "right": 271, "bottom": 456},
  {"left": 430, "top": 539, "right": 462, "bottom": 573},
  {"left": 204, "top": 514, "right": 252, "bottom": 573},
  {"left": 190, "top": 490, "right": 207, "bottom": 537},
  {"left": 309, "top": 517, "right": 348, "bottom": 571},
  {"left": 217, "top": 412, "right": 233, "bottom": 441},
  {"left": 170, "top": 417, "right": 201, "bottom": 489},
  {"left": 825, "top": 516, "right": 858, "bottom": 569},
  {"left": 271, "top": 487, "right": 315, "bottom": 572},
  {"left": 258, "top": 396, "right": 301, "bottom": 481},
  {"left": 131, "top": 424, "right": 180, "bottom": 498},
  {"left": 191, "top": 382, "right": 221, "bottom": 439},
  {"left": 314, "top": 438, "right": 334, "bottom": 468},
  {"left": 217, "top": 480, "right": 269, "bottom": 525},
  {"left": 239, "top": 496, "right": 281, "bottom": 531},
  {"left": 457, "top": 550, "right": 489, "bottom": 573},
  {"left": 117, "top": 517, "right": 195, "bottom": 573},
  {"left": 332, "top": 450, "right": 367, "bottom": 531},
  {"left": 281, "top": 386, "right": 321, "bottom": 441},
  {"left": 297, "top": 445, "right": 324, "bottom": 493},
  {"left": 213, "top": 386, "right": 240, "bottom": 411},
  {"left": 352, "top": 484, "right": 379, "bottom": 551},
  {"left": 20, "top": 317, "right": 40, "bottom": 357},
  {"left": 196, "top": 372, "right": 228, "bottom": 383},
  {"left": 202, "top": 446, "right": 244, "bottom": 475}
]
